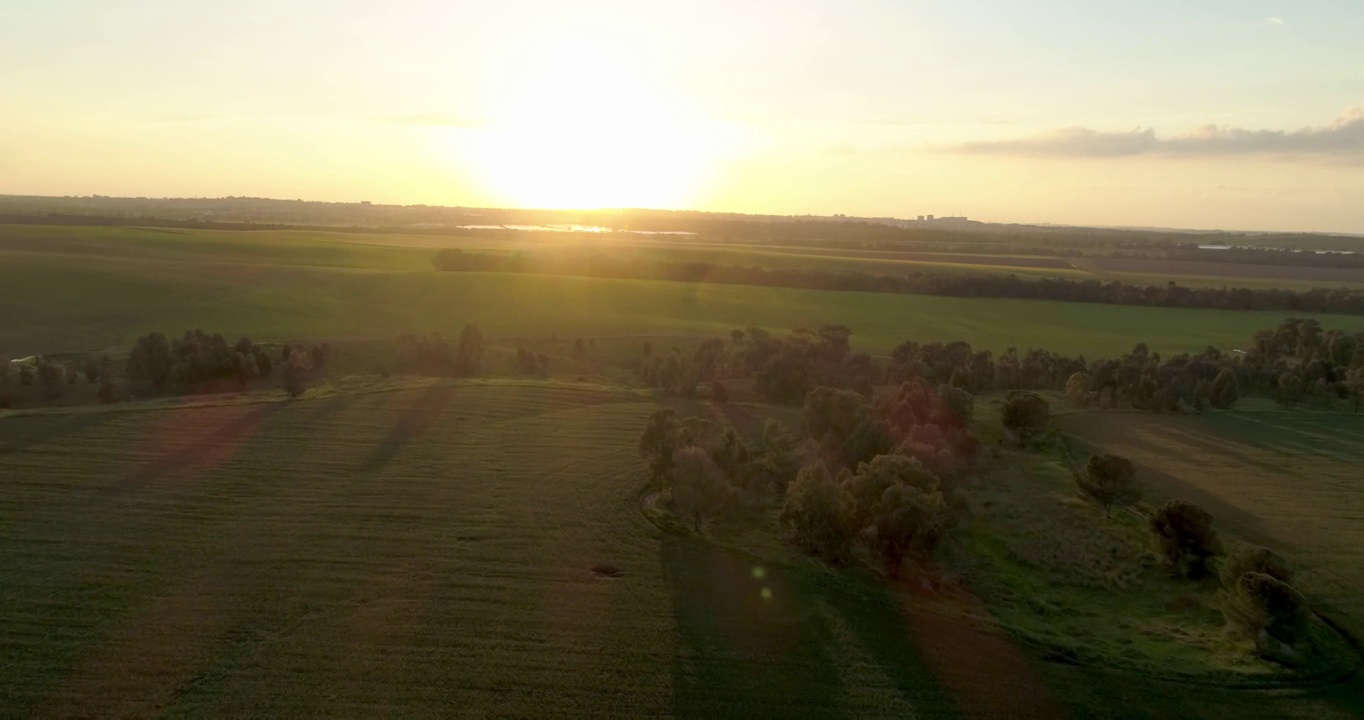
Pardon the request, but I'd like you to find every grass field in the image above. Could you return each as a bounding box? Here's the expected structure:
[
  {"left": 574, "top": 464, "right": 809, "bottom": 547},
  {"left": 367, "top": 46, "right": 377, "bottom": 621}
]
[
  {"left": 3, "top": 383, "right": 1361, "bottom": 719},
  {"left": 1059, "top": 410, "right": 1364, "bottom": 641},
  {"left": 6, "top": 224, "right": 1364, "bottom": 360}
]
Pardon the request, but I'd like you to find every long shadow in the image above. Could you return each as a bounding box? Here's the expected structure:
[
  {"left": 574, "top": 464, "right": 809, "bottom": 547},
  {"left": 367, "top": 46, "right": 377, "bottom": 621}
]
[
  {"left": 92, "top": 403, "right": 284, "bottom": 503},
  {"left": 359, "top": 384, "right": 456, "bottom": 472},
  {"left": 660, "top": 535, "right": 851, "bottom": 720},
  {"left": 0, "top": 410, "right": 117, "bottom": 456},
  {"left": 818, "top": 581, "right": 963, "bottom": 719}
]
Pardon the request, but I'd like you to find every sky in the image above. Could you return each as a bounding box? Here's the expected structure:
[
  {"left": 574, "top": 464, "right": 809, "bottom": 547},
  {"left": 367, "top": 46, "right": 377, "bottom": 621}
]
[{"left": 2, "top": 0, "right": 1363, "bottom": 232}]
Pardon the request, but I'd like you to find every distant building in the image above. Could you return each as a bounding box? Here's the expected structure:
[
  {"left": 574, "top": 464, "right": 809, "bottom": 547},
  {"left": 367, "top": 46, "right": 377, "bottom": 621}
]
[
  {"left": 926, "top": 214, "right": 935, "bottom": 221},
  {"left": 916, "top": 215, "right": 925, "bottom": 221}
]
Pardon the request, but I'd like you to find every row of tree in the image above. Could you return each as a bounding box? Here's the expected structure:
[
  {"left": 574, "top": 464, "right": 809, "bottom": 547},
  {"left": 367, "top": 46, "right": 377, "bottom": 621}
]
[
  {"left": 647, "top": 318, "right": 1364, "bottom": 414},
  {"left": 432, "top": 248, "right": 1364, "bottom": 316}
]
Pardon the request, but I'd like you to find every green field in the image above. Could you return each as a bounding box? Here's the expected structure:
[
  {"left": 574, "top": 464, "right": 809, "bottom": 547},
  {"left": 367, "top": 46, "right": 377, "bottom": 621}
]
[
  {"left": 5, "top": 224, "right": 1364, "bottom": 359},
  {"left": 5, "top": 223, "right": 1364, "bottom": 718},
  {"left": 1059, "top": 410, "right": 1364, "bottom": 640},
  {"left": 2, "top": 383, "right": 1361, "bottom": 718}
]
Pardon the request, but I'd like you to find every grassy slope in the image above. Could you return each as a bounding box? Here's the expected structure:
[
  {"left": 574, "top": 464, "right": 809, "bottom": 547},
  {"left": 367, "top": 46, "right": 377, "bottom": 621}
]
[
  {"left": 1058, "top": 410, "right": 1364, "bottom": 640},
  {"left": 0, "top": 383, "right": 959, "bottom": 718},
  {"left": 3, "top": 385, "right": 1361, "bottom": 718},
  {"left": 6, "top": 225, "right": 1364, "bottom": 359}
]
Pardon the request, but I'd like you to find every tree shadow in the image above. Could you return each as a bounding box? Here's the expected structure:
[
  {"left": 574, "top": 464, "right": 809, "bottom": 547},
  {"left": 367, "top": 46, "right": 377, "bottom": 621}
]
[
  {"left": 0, "top": 410, "right": 117, "bottom": 456},
  {"left": 817, "top": 581, "right": 963, "bottom": 719},
  {"left": 93, "top": 403, "right": 285, "bottom": 502},
  {"left": 359, "top": 384, "right": 456, "bottom": 472},
  {"left": 660, "top": 535, "right": 850, "bottom": 719}
]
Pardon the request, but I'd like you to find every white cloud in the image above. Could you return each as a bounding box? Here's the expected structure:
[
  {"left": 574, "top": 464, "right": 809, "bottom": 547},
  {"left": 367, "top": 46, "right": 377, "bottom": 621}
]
[
  {"left": 1260, "top": 16, "right": 1285, "bottom": 26},
  {"left": 945, "top": 107, "right": 1364, "bottom": 160}
]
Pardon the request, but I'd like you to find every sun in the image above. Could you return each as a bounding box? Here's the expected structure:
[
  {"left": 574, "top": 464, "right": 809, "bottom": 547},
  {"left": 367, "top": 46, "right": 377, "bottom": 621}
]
[{"left": 469, "top": 40, "right": 718, "bottom": 209}]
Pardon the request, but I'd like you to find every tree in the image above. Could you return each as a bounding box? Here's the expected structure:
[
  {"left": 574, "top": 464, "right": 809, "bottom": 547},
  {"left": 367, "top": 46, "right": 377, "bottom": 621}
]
[
  {"left": 638, "top": 409, "right": 681, "bottom": 491},
  {"left": 84, "top": 357, "right": 100, "bottom": 383},
  {"left": 97, "top": 360, "right": 118, "bottom": 404},
  {"left": 841, "top": 454, "right": 949, "bottom": 575},
  {"left": 780, "top": 462, "right": 852, "bottom": 563},
  {"left": 0, "top": 358, "right": 13, "bottom": 407},
  {"left": 869, "top": 482, "right": 949, "bottom": 576},
  {"left": 1210, "top": 368, "right": 1239, "bottom": 409},
  {"left": 456, "top": 324, "right": 484, "bottom": 375},
  {"left": 282, "top": 350, "right": 313, "bottom": 398},
  {"left": 36, "top": 357, "right": 64, "bottom": 401},
  {"left": 642, "top": 341, "right": 653, "bottom": 357},
  {"left": 671, "top": 446, "right": 732, "bottom": 531},
  {"left": 1001, "top": 391, "right": 1050, "bottom": 445},
  {"left": 1064, "top": 372, "right": 1090, "bottom": 407},
  {"left": 126, "top": 332, "right": 173, "bottom": 387},
  {"left": 935, "top": 384, "right": 974, "bottom": 428},
  {"left": 1276, "top": 373, "right": 1303, "bottom": 407},
  {"left": 710, "top": 380, "right": 729, "bottom": 403},
  {"left": 574, "top": 338, "right": 585, "bottom": 355},
  {"left": 254, "top": 349, "right": 274, "bottom": 380},
  {"left": 1347, "top": 366, "right": 1364, "bottom": 413},
  {"left": 1149, "top": 499, "right": 1220, "bottom": 579},
  {"left": 1080, "top": 453, "right": 1140, "bottom": 515},
  {"left": 65, "top": 366, "right": 79, "bottom": 385}
]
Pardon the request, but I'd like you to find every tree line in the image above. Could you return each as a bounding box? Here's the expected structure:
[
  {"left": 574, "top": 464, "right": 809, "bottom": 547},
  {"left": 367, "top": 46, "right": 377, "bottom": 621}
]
[
  {"left": 636, "top": 318, "right": 1364, "bottom": 414},
  {"left": 432, "top": 248, "right": 1364, "bottom": 316}
]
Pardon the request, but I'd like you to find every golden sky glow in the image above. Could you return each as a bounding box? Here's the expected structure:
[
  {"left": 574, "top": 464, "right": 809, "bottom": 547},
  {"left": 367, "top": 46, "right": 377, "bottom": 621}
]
[{"left": 2, "top": 1, "right": 1363, "bottom": 231}]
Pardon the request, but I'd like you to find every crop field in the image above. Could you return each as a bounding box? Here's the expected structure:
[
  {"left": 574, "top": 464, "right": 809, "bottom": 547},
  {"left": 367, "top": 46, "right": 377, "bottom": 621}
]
[
  {"left": 6, "top": 224, "right": 1364, "bottom": 360},
  {"left": 1059, "top": 411, "right": 1364, "bottom": 638},
  {"left": 3, "top": 383, "right": 1360, "bottom": 719},
  {"left": 1077, "top": 257, "right": 1364, "bottom": 288},
  {"left": 0, "top": 382, "right": 1016, "bottom": 718}
]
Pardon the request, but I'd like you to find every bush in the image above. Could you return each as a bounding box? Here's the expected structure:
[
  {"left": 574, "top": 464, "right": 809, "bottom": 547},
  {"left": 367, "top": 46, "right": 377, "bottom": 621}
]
[
  {"left": 1149, "top": 499, "right": 1220, "bottom": 578},
  {"left": 1219, "top": 545, "right": 1293, "bottom": 590},
  {"left": 1223, "top": 572, "right": 1312, "bottom": 660},
  {"left": 1080, "top": 453, "right": 1140, "bottom": 514}
]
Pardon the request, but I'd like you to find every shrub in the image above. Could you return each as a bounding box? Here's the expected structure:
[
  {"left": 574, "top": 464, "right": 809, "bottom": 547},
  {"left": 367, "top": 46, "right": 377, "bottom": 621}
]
[
  {"left": 1219, "top": 545, "right": 1293, "bottom": 590},
  {"left": 1223, "top": 572, "right": 1312, "bottom": 659},
  {"left": 1080, "top": 453, "right": 1140, "bottom": 514},
  {"left": 1149, "top": 499, "right": 1220, "bottom": 578},
  {"left": 84, "top": 357, "right": 100, "bottom": 383}
]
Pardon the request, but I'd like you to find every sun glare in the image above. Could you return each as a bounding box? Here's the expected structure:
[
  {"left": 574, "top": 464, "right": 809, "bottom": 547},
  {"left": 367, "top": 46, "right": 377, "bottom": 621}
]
[{"left": 468, "top": 40, "right": 722, "bottom": 209}]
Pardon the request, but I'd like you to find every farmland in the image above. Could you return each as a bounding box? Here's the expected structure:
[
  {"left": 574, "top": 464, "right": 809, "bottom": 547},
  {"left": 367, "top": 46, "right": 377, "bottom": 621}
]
[
  {"left": 1059, "top": 410, "right": 1364, "bottom": 639},
  {"left": 5, "top": 221, "right": 1364, "bottom": 718},
  {"left": 2, "top": 383, "right": 1362, "bottom": 718},
  {"left": 6, "top": 224, "right": 1364, "bottom": 359}
]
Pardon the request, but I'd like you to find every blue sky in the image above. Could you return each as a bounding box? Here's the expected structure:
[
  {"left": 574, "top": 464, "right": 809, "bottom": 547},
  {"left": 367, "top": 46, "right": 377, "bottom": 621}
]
[{"left": 3, "top": 1, "right": 1362, "bottom": 231}]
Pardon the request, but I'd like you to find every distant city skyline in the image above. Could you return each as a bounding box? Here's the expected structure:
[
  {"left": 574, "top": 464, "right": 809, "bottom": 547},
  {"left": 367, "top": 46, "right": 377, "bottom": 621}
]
[{"left": 3, "top": 1, "right": 1363, "bottom": 233}]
